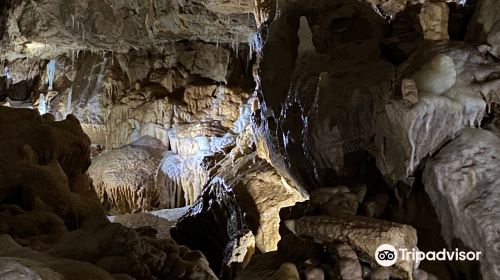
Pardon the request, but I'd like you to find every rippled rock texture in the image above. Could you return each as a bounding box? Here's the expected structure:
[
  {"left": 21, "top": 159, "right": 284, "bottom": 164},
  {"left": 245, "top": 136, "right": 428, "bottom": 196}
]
[
  {"left": 424, "top": 128, "right": 500, "bottom": 280},
  {"left": 89, "top": 136, "right": 167, "bottom": 214}
]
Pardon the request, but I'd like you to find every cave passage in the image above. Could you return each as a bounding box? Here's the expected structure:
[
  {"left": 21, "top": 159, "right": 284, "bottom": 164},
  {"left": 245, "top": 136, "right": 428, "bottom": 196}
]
[{"left": 0, "top": 0, "right": 498, "bottom": 280}]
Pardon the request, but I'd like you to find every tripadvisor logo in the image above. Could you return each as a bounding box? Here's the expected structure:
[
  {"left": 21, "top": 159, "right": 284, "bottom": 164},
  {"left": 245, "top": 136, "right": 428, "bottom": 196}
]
[
  {"left": 375, "top": 244, "right": 398, "bottom": 267},
  {"left": 375, "top": 244, "right": 482, "bottom": 267}
]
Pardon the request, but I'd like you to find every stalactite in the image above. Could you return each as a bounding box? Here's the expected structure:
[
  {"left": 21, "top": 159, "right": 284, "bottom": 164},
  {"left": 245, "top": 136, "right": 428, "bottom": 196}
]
[{"left": 47, "top": 59, "right": 56, "bottom": 90}]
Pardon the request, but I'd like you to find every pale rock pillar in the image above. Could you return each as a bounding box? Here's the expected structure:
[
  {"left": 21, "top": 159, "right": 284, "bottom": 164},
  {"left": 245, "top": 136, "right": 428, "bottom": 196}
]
[{"left": 419, "top": 2, "right": 450, "bottom": 40}]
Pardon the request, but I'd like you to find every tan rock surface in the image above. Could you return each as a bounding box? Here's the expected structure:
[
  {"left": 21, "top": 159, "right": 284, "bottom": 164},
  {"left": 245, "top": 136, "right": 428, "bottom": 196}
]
[
  {"left": 285, "top": 215, "right": 417, "bottom": 280},
  {"left": 89, "top": 137, "right": 167, "bottom": 214}
]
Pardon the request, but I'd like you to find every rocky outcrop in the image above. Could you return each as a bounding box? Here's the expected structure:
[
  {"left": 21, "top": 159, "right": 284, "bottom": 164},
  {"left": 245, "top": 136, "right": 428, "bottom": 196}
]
[
  {"left": 0, "top": 106, "right": 104, "bottom": 231},
  {"left": 285, "top": 216, "right": 417, "bottom": 279},
  {"left": 0, "top": 235, "right": 115, "bottom": 280},
  {"left": 0, "top": 0, "right": 468, "bottom": 62},
  {"left": 89, "top": 136, "right": 167, "bottom": 214},
  {"left": 0, "top": 0, "right": 256, "bottom": 60},
  {"left": 374, "top": 42, "right": 500, "bottom": 184},
  {"left": 238, "top": 183, "right": 420, "bottom": 280},
  {"left": 109, "top": 206, "right": 189, "bottom": 240},
  {"left": 172, "top": 125, "right": 305, "bottom": 275},
  {"left": 48, "top": 222, "right": 216, "bottom": 279},
  {"left": 423, "top": 128, "right": 500, "bottom": 280},
  {"left": 0, "top": 106, "right": 218, "bottom": 279},
  {"left": 257, "top": 0, "right": 394, "bottom": 191}
]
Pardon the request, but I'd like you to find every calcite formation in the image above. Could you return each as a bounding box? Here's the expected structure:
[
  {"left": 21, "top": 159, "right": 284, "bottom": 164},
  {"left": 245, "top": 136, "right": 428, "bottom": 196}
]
[
  {"left": 0, "top": 0, "right": 257, "bottom": 60},
  {"left": 423, "top": 128, "right": 500, "bottom": 280},
  {"left": 237, "top": 181, "right": 424, "bottom": 280},
  {"left": 89, "top": 137, "right": 167, "bottom": 214},
  {"left": 375, "top": 43, "right": 496, "bottom": 184},
  {"left": 3, "top": 0, "right": 500, "bottom": 280}
]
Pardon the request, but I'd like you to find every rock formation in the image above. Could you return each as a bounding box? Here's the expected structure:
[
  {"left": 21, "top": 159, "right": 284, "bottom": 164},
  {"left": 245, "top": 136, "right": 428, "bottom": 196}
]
[
  {"left": 2, "top": 0, "right": 500, "bottom": 279},
  {"left": 89, "top": 136, "right": 167, "bottom": 214},
  {"left": 423, "top": 128, "right": 500, "bottom": 279},
  {"left": 0, "top": 106, "right": 217, "bottom": 279}
]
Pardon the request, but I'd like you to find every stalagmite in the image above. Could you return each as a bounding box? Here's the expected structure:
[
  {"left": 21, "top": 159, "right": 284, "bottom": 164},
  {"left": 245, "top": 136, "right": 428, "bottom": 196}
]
[
  {"left": 38, "top": 94, "right": 47, "bottom": 115},
  {"left": 66, "top": 88, "right": 72, "bottom": 116}
]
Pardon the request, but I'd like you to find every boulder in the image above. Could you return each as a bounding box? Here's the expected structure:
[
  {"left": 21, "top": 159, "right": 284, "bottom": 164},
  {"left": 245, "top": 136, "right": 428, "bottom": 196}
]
[{"left": 89, "top": 137, "right": 167, "bottom": 214}]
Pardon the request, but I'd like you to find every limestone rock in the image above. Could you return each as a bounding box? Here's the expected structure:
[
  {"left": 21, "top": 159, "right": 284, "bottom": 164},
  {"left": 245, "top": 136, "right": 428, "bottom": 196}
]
[
  {"left": 423, "top": 128, "right": 500, "bottom": 280},
  {"left": 375, "top": 43, "right": 495, "bottom": 184},
  {"left": 305, "top": 267, "right": 325, "bottom": 280},
  {"left": 221, "top": 229, "right": 256, "bottom": 279},
  {"left": 334, "top": 244, "right": 363, "bottom": 280},
  {"left": 370, "top": 267, "right": 391, "bottom": 280},
  {"left": 285, "top": 215, "right": 417, "bottom": 279},
  {"left": 269, "top": 262, "right": 300, "bottom": 280},
  {"left": 0, "top": 106, "right": 106, "bottom": 229},
  {"left": 173, "top": 150, "right": 305, "bottom": 258},
  {"left": 466, "top": 0, "right": 500, "bottom": 43},
  {"left": 0, "top": 258, "right": 46, "bottom": 280},
  {"left": 109, "top": 206, "right": 189, "bottom": 240},
  {"left": 361, "top": 194, "right": 389, "bottom": 218},
  {"left": 310, "top": 186, "right": 359, "bottom": 217},
  {"left": 0, "top": 105, "right": 217, "bottom": 280},
  {"left": 188, "top": 43, "right": 231, "bottom": 82},
  {"left": 257, "top": 0, "right": 395, "bottom": 190},
  {"left": 487, "top": 21, "right": 500, "bottom": 58},
  {"left": 48, "top": 222, "right": 217, "bottom": 279},
  {"left": 0, "top": 0, "right": 256, "bottom": 60},
  {"left": 0, "top": 235, "right": 114, "bottom": 280},
  {"left": 216, "top": 152, "right": 305, "bottom": 253},
  {"left": 419, "top": 2, "right": 450, "bottom": 41},
  {"left": 89, "top": 137, "right": 167, "bottom": 214},
  {"left": 401, "top": 79, "right": 418, "bottom": 107},
  {"left": 172, "top": 126, "right": 305, "bottom": 273},
  {"left": 410, "top": 54, "right": 456, "bottom": 95}
]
